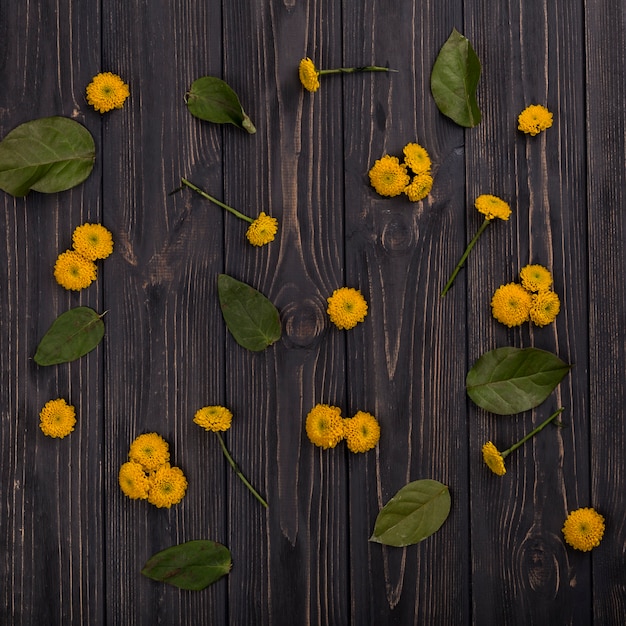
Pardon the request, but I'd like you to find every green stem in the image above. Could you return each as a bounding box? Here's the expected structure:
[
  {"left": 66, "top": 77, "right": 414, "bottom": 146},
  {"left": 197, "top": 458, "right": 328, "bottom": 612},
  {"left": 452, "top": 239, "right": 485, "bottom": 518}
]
[
  {"left": 440, "top": 218, "right": 491, "bottom": 297},
  {"left": 181, "top": 178, "right": 254, "bottom": 224},
  {"left": 319, "top": 66, "right": 397, "bottom": 75},
  {"left": 502, "top": 407, "right": 565, "bottom": 458},
  {"left": 216, "top": 432, "right": 268, "bottom": 508}
]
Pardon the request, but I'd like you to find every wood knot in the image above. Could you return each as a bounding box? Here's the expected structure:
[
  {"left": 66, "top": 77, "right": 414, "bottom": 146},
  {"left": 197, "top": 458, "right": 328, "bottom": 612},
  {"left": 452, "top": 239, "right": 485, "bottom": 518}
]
[
  {"left": 380, "top": 214, "right": 415, "bottom": 255},
  {"left": 518, "top": 533, "right": 561, "bottom": 599},
  {"left": 282, "top": 298, "right": 326, "bottom": 348}
]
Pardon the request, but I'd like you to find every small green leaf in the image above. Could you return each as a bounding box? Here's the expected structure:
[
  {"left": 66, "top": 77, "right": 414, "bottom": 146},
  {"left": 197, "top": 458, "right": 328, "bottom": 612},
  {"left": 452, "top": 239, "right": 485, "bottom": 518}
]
[
  {"left": 430, "top": 28, "right": 482, "bottom": 128},
  {"left": 218, "top": 274, "right": 281, "bottom": 351},
  {"left": 370, "top": 479, "right": 451, "bottom": 547},
  {"left": 466, "top": 347, "right": 572, "bottom": 415},
  {"left": 186, "top": 76, "right": 256, "bottom": 134},
  {"left": 0, "top": 117, "right": 96, "bottom": 197},
  {"left": 34, "top": 307, "right": 105, "bottom": 366},
  {"left": 141, "top": 540, "right": 232, "bottom": 591}
]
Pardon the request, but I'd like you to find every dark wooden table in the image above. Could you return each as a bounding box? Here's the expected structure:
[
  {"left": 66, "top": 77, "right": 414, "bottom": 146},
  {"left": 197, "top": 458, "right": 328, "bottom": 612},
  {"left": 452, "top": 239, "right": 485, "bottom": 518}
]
[{"left": 2, "top": 1, "right": 625, "bottom": 624}]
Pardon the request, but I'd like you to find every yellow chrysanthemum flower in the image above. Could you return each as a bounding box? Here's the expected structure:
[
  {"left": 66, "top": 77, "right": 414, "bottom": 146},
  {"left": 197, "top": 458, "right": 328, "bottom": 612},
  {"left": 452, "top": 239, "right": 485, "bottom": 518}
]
[
  {"left": 562, "top": 507, "right": 605, "bottom": 551},
  {"left": 54, "top": 250, "right": 97, "bottom": 291},
  {"left": 39, "top": 398, "right": 76, "bottom": 438},
  {"left": 298, "top": 58, "right": 320, "bottom": 92},
  {"left": 193, "top": 405, "right": 233, "bottom": 432},
  {"left": 491, "top": 282, "right": 532, "bottom": 327},
  {"left": 119, "top": 461, "right": 150, "bottom": 500},
  {"left": 481, "top": 441, "right": 506, "bottom": 476},
  {"left": 530, "top": 290, "right": 561, "bottom": 327},
  {"left": 403, "top": 142, "right": 431, "bottom": 175},
  {"left": 72, "top": 223, "right": 114, "bottom": 260},
  {"left": 326, "top": 287, "right": 368, "bottom": 330},
  {"left": 305, "top": 404, "right": 344, "bottom": 449},
  {"left": 246, "top": 212, "right": 279, "bottom": 247},
  {"left": 404, "top": 172, "right": 434, "bottom": 202},
  {"left": 147, "top": 464, "right": 188, "bottom": 508},
  {"left": 86, "top": 72, "right": 130, "bottom": 113},
  {"left": 475, "top": 194, "right": 511, "bottom": 221},
  {"left": 343, "top": 411, "right": 381, "bottom": 453},
  {"left": 520, "top": 264, "right": 553, "bottom": 292},
  {"left": 368, "top": 155, "right": 411, "bottom": 197},
  {"left": 128, "top": 432, "right": 170, "bottom": 472},
  {"left": 518, "top": 104, "right": 553, "bottom": 136}
]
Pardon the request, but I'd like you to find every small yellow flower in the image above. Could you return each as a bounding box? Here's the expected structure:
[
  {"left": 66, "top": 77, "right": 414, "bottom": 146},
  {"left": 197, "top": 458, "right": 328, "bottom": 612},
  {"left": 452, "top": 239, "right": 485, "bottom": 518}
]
[
  {"left": 128, "top": 432, "right": 170, "bottom": 472},
  {"left": 403, "top": 142, "right": 431, "bottom": 175},
  {"left": 475, "top": 194, "right": 511, "bottom": 221},
  {"left": 39, "top": 398, "right": 76, "bottom": 438},
  {"left": 343, "top": 411, "right": 380, "bottom": 453},
  {"left": 72, "top": 223, "right": 114, "bottom": 260},
  {"left": 298, "top": 58, "right": 320, "bottom": 92},
  {"left": 86, "top": 72, "right": 130, "bottom": 113},
  {"left": 520, "top": 264, "right": 553, "bottom": 292},
  {"left": 54, "top": 250, "right": 97, "bottom": 291},
  {"left": 368, "top": 155, "right": 411, "bottom": 197},
  {"left": 327, "top": 287, "right": 368, "bottom": 330},
  {"left": 404, "top": 172, "right": 434, "bottom": 202},
  {"left": 246, "top": 212, "right": 279, "bottom": 246},
  {"left": 530, "top": 290, "right": 561, "bottom": 327},
  {"left": 193, "top": 405, "right": 233, "bottom": 432},
  {"left": 147, "top": 464, "right": 188, "bottom": 508},
  {"left": 518, "top": 104, "right": 553, "bottom": 136},
  {"left": 562, "top": 507, "right": 605, "bottom": 551},
  {"left": 481, "top": 442, "right": 506, "bottom": 476},
  {"left": 119, "top": 461, "right": 150, "bottom": 500},
  {"left": 491, "top": 283, "right": 532, "bottom": 327},
  {"left": 305, "top": 404, "right": 344, "bottom": 449}
]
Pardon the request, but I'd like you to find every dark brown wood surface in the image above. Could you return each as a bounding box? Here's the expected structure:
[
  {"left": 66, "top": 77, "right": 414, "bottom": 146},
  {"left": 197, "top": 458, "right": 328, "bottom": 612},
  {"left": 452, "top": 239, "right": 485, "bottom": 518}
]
[{"left": 1, "top": 0, "right": 624, "bottom": 624}]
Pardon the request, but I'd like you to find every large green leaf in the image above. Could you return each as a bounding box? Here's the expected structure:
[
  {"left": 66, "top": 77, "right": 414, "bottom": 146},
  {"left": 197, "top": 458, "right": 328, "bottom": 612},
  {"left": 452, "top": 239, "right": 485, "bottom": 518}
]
[
  {"left": 34, "top": 307, "right": 105, "bottom": 366},
  {"left": 218, "top": 274, "right": 281, "bottom": 351},
  {"left": 186, "top": 76, "right": 256, "bottom": 134},
  {"left": 466, "top": 347, "right": 572, "bottom": 415},
  {"left": 0, "top": 117, "right": 95, "bottom": 197},
  {"left": 430, "top": 28, "right": 482, "bottom": 128},
  {"left": 141, "top": 540, "right": 232, "bottom": 591},
  {"left": 370, "top": 479, "right": 451, "bottom": 547}
]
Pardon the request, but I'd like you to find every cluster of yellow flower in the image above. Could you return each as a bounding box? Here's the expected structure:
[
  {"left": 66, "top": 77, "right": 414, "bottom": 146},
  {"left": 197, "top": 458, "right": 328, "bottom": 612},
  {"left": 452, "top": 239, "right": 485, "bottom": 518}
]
[
  {"left": 491, "top": 264, "right": 560, "bottom": 328},
  {"left": 54, "top": 223, "right": 114, "bottom": 291},
  {"left": 118, "top": 433, "right": 188, "bottom": 508},
  {"left": 326, "top": 287, "right": 368, "bottom": 330},
  {"left": 305, "top": 404, "right": 380, "bottom": 453},
  {"left": 86, "top": 72, "right": 130, "bottom": 114},
  {"left": 39, "top": 398, "right": 76, "bottom": 438},
  {"left": 368, "top": 142, "right": 433, "bottom": 201}
]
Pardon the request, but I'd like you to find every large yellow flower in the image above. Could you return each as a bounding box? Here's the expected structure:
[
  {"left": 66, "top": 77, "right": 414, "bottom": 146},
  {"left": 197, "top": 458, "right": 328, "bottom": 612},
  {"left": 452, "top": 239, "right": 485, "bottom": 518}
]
[
  {"left": 246, "top": 212, "right": 279, "bottom": 246},
  {"left": 147, "top": 464, "right": 188, "bottom": 508},
  {"left": 298, "top": 58, "right": 320, "bottom": 92},
  {"left": 475, "top": 194, "right": 511, "bottom": 221},
  {"left": 305, "top": 404, "right": 344, "bottom": 449},
  {"left": 520, "top": 264, "right": 552, "bottom": 292},
  {"left": 54, "top": 250, "right": 97, "bottom": 291},
  {"left": 193, "top": 405, "right": 233, "bottom": 432},
  {"left": 72, "top": 223, "right": 114, "bottom": 260},
  {"left": 327, "top": 287, "right": 368, "bottom": 330},
  {"left": 530, "top": 290, "right": 561, "bottom": 327},
  {"left": 128, "top": 432, "right": 170, "bottom": 472},
  {"left": 404, "top": 173, "right": 433, "bottom": 202},
  {"left": 343, "top": 411, "right": 380, "bottom": 453},
  {"left": 86, "top": 72, "right": 130, "bottom": 113},
  {"left": 39, "top": 398, "right": 76, "bottom": 438},
  {"left": 518, "top": 104, "right": 553, "bottom": 136},
  {"left": 403, "top": 142, "right": 431, "bottom": 175},
  {"left": 562, "top": 507, "right": 605, "bottom": 551},
  {"left": 368, "top": 155, "right": 410, "bottom": 197},
  {"left": 491, "top": 283, "right": 532, "bottom": 327},
  {"left": 119, "top": 461, "right": 150, "bottom": 500},
  {"left": 481, "top": 441, "right": 506, "bottom": 476}
]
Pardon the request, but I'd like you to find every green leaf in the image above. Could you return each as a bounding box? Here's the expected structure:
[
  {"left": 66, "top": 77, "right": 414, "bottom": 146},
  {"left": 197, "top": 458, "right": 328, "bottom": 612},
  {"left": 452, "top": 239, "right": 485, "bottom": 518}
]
[
  {"left": 466, "top": 347, "right": 572, "bottom": 415},
  {"left": 34, "top": 307, "right": 105, "bottom": 366},
  {"left": 186, "top": 76, "right": 256, "bottom": 134},
  {"left": 430, "top": 28, "right": 482, "bottom": 128},
  {"left": 141, "top": 540, "right": 232, "bottom": 591},
  {"left": 0, "top": 117, "right": 96, "bottom": 197},
  {"left": 370, "top": 479, "right": 451, "bottom": 547},
  {"left": 217, "top": 274, "right": 281, "bottom": 351}
]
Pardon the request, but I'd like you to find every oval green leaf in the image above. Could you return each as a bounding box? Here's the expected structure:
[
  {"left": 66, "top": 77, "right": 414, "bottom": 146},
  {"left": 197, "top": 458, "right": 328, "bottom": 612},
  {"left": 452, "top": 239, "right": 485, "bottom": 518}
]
[
  {"left": 218, "top": 274, "right": 281, "bottom": 351},
  {"left": 141, "top": 540, "right": 232, "bottom": 591},
  {"left": 34, "top": 307, "right": 105, "bottom": 366},
  {"left": 186, "top": 76, "right": 256, "bottom": 134},
  {"left": 370, "top": 479, "right": 451, "bottom": 547},
  {"left": 0, "top": 116, "right": 96, "bottom": 197},
  {"left": 430, "top": 28, "right": 482, "bottom": 128},
  {"left": 466, "top": 347, "right": 572, "bottom": 415}
]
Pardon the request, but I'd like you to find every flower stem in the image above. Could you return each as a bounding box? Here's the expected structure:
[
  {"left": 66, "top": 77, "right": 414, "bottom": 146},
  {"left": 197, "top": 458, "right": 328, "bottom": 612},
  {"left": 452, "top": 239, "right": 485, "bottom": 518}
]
[
  {"left": 181, "top": 178, "right": 254, "bottom": 224},
  {"left": 215, "top": 432, "right": 268, "bottom": 508},
  {"left": 502, "top": 407, "right": 565, "bottom": 458},
  {"left": 440, "top": 218, "right": 491, "bottom": 297},
  {"left": 319, "top": 66, "right": 397, "bottom": 75}
]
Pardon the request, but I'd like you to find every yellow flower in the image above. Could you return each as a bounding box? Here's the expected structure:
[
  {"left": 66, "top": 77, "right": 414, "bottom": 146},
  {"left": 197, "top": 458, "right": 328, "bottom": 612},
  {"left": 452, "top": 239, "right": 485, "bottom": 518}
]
[
  {"left": 128, "top": 432, "right": 170, "bottom": 472},
  {"left": 147, "top": 464, "right": 188, "bottom": 508},
  {"left": 343, "top": 411, "right": 380, "bottom": 453},
  {"left": 327, "top": 287, "right": 368, "bottom": 330},
  {"left": 518, "top": 104, "right": 553, "bottom": 136},
  {"left": 86, "top": 72, "right": 130, "bottom": 113},
  {"left": 305, "top": 404, "right": 344, "bottom": 449},
  {"left": 562, "top": 507, "right": 605, "bottom": 551},
  {"left": 404, "top": 172, "right": 433, "bottom": 202},
  {"left": 491, "top": 283, "right": 532, "bottom": 327},
  {"left": 193, "top": 405, "right": 233, "bottom": 432},
  {"left": 246, "top": 212, "right": 279, "bottom": 246},
  {"left": 530, "top": 290, "right": 561, "bottom": 327},
  {"left": 54, "top": 250, "right": 97, "bottom": 291},
  {"left": 402, "top": 142, "right": 431, "bottom": 174},
  {"left": 368, "top": 155, "right": 410, "bottom": 197},
  {"left": 119, "top": 461, "right": 150, "bottom": 500},
  {"left": 298, "top": 58, "right": 320, "bottom": 92},
  {"left": 72, "top": 223, "right": 114, "bottom": 260},
  {"left": 520, "top": 264, "right": 553, "bottom": 292},
  {"left": 475, "top": 194, "right": 511, "bottom": 221},
  {"left": 481, "top": 442, "right": 506, "bottom": 476},
  {"left": 39, "top": 398, "right": 76, "bottom": 438}
]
